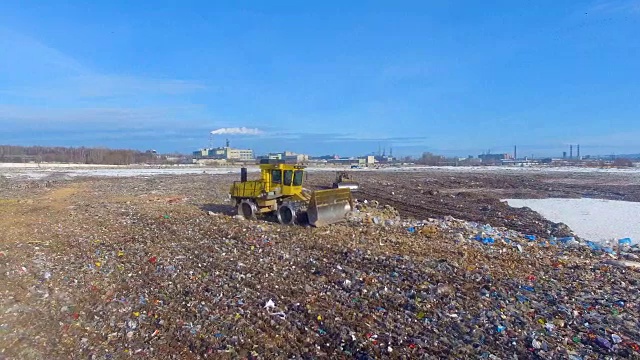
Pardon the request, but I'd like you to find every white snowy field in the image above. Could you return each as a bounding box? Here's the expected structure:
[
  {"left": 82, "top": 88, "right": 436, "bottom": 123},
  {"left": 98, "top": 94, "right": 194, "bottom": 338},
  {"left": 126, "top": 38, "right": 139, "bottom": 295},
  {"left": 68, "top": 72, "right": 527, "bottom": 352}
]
[
  {"left": 1, "top": 163, "right": 640, "bottom": 179},
  {"left": 0, "top": 166, "right": 255, "bottom": 179},
  {"left": 411, "top": 165, "right": 640, "bottom": 174},
  {"left": 505, "top": 198, "right": 640, "bottom": 244},
  {"left": 0, "top": 163, "right": 116, "bottom": 168}
]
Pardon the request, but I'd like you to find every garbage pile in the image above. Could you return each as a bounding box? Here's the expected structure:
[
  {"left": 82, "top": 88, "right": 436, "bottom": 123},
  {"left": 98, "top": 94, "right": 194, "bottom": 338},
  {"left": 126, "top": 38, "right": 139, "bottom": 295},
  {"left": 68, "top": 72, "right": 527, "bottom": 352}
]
[
  {"left": 351, "top": 199, "right": 640, "bottom": 258},
  {"left": 2, "top": 192, "right": 640, "bottom": 359}
]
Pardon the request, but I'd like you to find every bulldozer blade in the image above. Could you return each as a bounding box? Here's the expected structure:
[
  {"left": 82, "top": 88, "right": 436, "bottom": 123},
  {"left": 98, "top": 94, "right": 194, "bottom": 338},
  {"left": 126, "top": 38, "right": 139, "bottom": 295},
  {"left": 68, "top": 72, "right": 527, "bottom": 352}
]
[
  {"left": 307, "top": 188, "right": 353, "bottom": 227},
  {"left": 334, "top": 182, "right": 360, "bottom": 191}
]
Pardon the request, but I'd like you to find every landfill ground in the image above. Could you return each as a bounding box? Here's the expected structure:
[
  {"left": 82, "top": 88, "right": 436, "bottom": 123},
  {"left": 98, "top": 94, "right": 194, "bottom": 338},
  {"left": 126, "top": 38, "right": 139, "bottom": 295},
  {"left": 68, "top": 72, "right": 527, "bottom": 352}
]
[{"left": 1, "top": 169, "right": 640, "bottom": 359}]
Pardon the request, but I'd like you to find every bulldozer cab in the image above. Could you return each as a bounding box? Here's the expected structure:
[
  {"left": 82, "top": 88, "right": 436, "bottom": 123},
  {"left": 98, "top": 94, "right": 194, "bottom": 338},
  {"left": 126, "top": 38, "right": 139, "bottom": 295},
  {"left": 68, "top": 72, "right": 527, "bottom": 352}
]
[
  {"left": 261, "top": 163, "right": 305, "bottom": 196},
  {"left": 230, "top": 160, "right": 306, "bottom": 199},
  {"left": 335, "top": 171, "right": 351, "bottom": 182}
]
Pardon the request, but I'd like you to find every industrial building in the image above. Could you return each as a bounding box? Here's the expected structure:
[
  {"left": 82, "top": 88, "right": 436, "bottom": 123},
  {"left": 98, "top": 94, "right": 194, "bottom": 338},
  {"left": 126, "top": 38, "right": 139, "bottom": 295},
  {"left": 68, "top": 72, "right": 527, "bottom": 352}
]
[
  {"left": 325, "top": 158, "right": 363, "bottom": 166},
  {"left": 262, "top": 151, "right": 310, "bottom": 163},
  {"left": 478, "top": 153, "right": 513, "bottom": 164},
  {"left": 371, "top": 147, "right": 394, "bottom": 163},
  {"left": 362, "top": 155, "right": 376, "bottom": 165},
  {"left": 324, "top": 155, "right": 376, "bottom": 166},
  {"left": 193, "top": 139, "right": 254, "bottom": 162}
]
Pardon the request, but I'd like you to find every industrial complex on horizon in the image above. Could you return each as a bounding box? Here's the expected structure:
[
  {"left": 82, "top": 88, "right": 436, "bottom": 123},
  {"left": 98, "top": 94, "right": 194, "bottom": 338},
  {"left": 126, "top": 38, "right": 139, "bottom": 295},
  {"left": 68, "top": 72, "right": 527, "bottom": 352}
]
[{"left": 191, "top": 135, "right": 634, "bottom": 168}]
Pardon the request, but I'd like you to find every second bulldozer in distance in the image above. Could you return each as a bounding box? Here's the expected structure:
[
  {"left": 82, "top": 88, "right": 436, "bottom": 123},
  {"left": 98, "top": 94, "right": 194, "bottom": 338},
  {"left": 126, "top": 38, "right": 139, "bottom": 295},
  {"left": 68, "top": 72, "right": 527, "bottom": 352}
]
[{"left": 332, "top": 171, "right": 360, "bottom": 191}]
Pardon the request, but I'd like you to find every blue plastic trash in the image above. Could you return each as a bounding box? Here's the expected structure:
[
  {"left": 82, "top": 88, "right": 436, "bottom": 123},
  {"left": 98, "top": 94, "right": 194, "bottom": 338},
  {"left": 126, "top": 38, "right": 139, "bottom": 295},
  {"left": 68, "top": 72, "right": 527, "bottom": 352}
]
[
  {"left": 595, "top": 336, "right": 612, "bottom": 350},
  {"left": 520, "top": 285, "right": 535, "bottom": 292},
  {"left": 585, "top": 241, "right": 601, "bottom": 251},
  {"left": 407, "top": 227, "right": 416, "bottom": 233},
  {"left": 619, "top": 238, "right": 632, "bottom": 245},
  {"left": 479, "top": 237, "right": 495, "bottom": 245},
  {"left": 525, "top": 235, "right": 536, "bottom": 241},
  {"left": 558, "top": 237, "right": 575, "bottom": 244}
]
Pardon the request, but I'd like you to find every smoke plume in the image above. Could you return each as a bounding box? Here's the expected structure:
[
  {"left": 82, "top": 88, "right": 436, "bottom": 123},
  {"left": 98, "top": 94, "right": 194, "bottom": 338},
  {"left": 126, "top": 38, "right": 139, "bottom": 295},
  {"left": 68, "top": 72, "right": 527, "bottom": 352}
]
[{"left": 210, "top": 127, "right": 262, "bottom": 135}]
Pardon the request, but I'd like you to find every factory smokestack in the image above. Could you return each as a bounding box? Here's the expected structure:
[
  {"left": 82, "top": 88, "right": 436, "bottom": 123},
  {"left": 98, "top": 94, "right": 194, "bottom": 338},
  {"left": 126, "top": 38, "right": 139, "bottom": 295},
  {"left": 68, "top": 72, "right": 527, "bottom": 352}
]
[
  {"left": 577, "top": 144, "right": 581, "bottom": 160},
  {"left": 570, "top": 145, "right": 573, "bottom": 159},
  {"left": 514, "top": 145, "right": 517, "bottom": 160}
]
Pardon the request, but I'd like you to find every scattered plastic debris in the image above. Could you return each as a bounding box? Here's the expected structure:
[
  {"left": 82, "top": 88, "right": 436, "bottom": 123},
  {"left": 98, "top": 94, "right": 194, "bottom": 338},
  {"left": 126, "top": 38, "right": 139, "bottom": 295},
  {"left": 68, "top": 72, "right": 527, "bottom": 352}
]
[{"left": 2, "top": 176, "right": 639, "bottom": 359}]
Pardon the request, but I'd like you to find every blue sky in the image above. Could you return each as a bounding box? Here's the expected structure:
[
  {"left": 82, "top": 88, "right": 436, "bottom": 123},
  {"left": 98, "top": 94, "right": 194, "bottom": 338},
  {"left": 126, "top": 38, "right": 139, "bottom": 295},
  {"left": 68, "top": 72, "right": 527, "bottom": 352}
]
[{"left": 1, "top": 0, "right": 639, "bottom": 157}]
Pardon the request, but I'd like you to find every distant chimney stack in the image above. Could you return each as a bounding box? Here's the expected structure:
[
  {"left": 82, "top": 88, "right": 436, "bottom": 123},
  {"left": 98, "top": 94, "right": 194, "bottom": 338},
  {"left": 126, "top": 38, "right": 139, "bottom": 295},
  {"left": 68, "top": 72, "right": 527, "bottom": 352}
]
[
  {"left": 226, "top": 138, "right": 230, "bottom": 148},
  {"left": 514, "top": 145, "right": 517, "bottom": 160},
  {"left": 570, "top": 145, "right": 573, "bottom": 159},
  {"left": 577, "top": 144, "right": 581, "bottom": 160}
]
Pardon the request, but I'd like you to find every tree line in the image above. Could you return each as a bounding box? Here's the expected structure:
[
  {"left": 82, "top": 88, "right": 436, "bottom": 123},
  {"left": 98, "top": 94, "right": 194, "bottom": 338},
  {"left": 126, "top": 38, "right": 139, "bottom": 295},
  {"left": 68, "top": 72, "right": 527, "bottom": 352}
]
[{"left": 0, "top": 145, "right": 164, "bottom": 165}]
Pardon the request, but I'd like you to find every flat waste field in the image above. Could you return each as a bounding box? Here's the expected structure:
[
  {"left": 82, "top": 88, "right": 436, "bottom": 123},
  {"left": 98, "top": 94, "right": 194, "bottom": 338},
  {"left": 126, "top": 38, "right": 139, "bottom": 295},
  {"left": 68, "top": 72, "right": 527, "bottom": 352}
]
[{"left": 1, "top": 169, "right": 639, "bottom": 358}]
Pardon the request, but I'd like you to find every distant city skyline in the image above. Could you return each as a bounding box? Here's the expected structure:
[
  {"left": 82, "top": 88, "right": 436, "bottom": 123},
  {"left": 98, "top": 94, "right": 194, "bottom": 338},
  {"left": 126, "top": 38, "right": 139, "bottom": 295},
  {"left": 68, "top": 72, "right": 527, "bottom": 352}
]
[
  {"left": 1, "top": 132, "right": 638, "bottom": 160},
  {"left": 193, "top": 140, "right": 636, "bottom": 160},
  {"left": 1, "top": 1, "right": 639, "bottom": 157}
]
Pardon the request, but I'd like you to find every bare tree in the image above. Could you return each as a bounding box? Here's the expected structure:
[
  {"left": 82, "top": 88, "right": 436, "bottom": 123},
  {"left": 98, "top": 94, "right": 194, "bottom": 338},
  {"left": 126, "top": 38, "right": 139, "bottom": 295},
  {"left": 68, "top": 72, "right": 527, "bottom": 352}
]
[{"left": 0, "top": 145, "right": 163, "bottom": 165}]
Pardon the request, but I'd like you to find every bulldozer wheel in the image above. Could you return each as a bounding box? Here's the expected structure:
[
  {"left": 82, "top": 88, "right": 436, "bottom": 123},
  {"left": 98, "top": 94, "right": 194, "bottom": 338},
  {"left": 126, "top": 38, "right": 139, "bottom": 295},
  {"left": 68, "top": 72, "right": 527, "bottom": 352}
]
[
  {"left": 277, "top": 204, "right": 296, "bottom": 225},
  {"left": 238, "top": 199, "right": 258, "bottom": 220}
]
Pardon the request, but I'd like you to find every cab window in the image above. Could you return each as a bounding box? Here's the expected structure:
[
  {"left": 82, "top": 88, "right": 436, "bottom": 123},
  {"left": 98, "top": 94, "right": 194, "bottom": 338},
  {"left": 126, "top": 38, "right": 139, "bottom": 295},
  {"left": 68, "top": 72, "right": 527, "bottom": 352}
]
[
  {"left": 293, "top": 170, "right": 303, "bottom": 186},
  {"left": 271, "top": 170, "right": 282, "bottom": 184},
  {"left": 283, "top": 170, "right": 293, "bottom": 186}
]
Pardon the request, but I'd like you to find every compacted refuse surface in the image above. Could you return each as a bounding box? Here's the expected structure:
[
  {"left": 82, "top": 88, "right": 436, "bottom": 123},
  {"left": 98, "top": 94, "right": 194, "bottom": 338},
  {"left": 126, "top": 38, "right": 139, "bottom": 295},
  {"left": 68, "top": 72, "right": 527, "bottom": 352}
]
[{"left": 1, "top": 172, "right": 639, "bottom": 359}]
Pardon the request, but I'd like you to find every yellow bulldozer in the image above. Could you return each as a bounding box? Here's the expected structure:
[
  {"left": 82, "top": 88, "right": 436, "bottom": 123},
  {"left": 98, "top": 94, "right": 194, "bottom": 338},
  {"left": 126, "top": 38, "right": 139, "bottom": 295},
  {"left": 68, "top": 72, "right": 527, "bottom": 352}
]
[{"left": 229, "top": 160, "right": 354, "bottom": 226}]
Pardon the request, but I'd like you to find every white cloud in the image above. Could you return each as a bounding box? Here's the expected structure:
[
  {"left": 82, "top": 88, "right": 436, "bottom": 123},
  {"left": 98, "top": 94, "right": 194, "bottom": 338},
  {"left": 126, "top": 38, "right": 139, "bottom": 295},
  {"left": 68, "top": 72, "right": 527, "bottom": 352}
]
[
  {"left": 0, "top": 27, "right": 87, "bottom": 76},
  {"left": 0, "top": 104, "right": 196, "bottom": 127},
  {"left": 0, "top": 28, "right": 206, "bottom": 101},
  {"left": 1, "top": 75, "right": 206, "bottom": 100},
  {"left": 587, "top": 0, "right": 640, "bottom": 15},
  {"left": 210, "top": 127, "right": 263, "bottom": 135}
]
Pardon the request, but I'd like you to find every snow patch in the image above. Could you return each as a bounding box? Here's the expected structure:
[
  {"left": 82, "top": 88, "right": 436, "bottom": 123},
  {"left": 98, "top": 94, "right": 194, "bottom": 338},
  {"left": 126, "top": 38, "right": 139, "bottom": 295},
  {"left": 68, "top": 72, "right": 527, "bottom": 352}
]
[{"left": 505, "top": 198, "right": 640, "bottom": 244}]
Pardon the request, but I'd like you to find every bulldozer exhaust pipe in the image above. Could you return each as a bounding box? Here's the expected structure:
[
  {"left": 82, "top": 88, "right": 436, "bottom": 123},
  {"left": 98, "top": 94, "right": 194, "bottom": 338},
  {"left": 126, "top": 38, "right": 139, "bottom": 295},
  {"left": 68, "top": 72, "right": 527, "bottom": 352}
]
[{"left": 240, "top": 167, "right": 248, "bottom": 182}]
